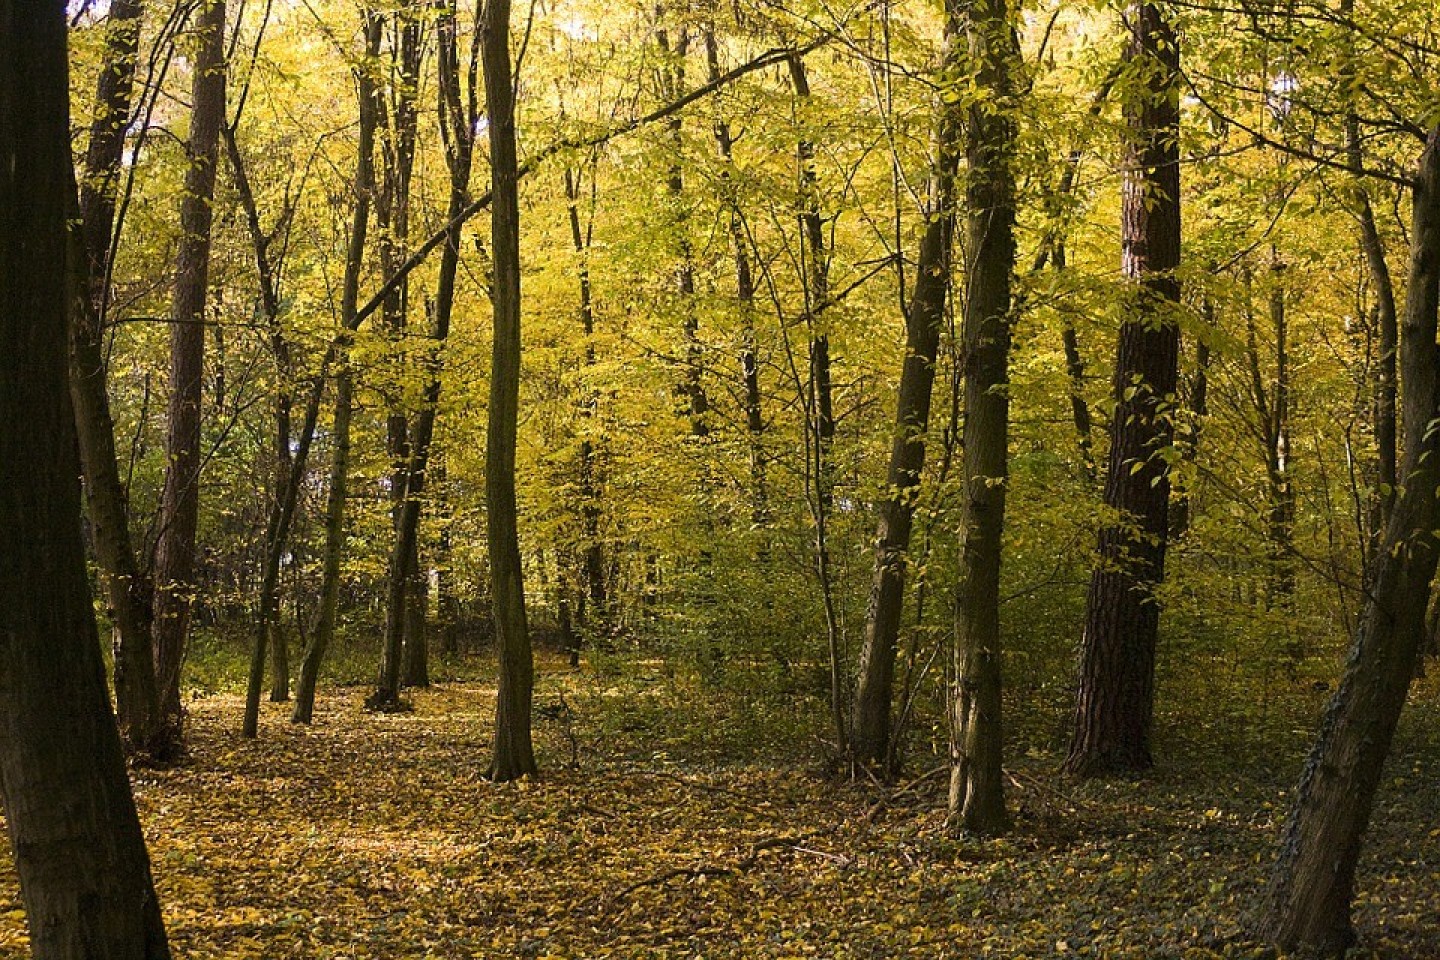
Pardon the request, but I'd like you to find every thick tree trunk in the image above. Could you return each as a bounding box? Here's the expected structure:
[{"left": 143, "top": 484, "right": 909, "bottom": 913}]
[
  {"left": 1259, "top": 127, "right": 1440, "bottom": 958},
  {"left": 70, "top": 0, "right": 172, "bottom": 760},
  {"left": 849, "top": 17, "right": 963, "bottom": 773},
  {"left": 1064, "top": 1, "right": 1181, "bottom": 778},
  {"left": 152, "top": 0, "right": 226, "bottom": 742},
  {"left": 482, "top": 0, "right": 537, "bottom": 781},
  {"left": 949, "top": 0, "right": 1017, "bottom": 836},
  {"left": 288, "top": 14, "right": 382, "bottom": 726},
  {"left": 0, "top": 5, "right": 171, "bottom": 952}
]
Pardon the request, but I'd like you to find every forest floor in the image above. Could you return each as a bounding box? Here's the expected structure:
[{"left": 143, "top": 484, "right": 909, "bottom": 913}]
[{"left": 0, "top": 654, "right": 1437, "bottom": 959}]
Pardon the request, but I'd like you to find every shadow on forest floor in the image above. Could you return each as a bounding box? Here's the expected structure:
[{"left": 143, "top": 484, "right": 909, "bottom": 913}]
[{"left": 0, "top": 656, "right": 1435, "bottom": 959}]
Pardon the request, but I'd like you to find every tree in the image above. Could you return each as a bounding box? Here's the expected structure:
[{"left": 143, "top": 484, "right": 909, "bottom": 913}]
[
  {"left": 949, "top": 0, "right": 1019, "bottom": 836},
  {"left": 153, "top": 0, "right": 227, "bottom": 744},
  {"left": 1259, "top": 126, "right": 1440, "bottom": 958},
  {"left": 483, "top": 0, "right": 538, "bottom": 781},
  {"left": 0, "top": 1, "right": 171, "bottom": 953},
  {"left": 849, "top": 6, "right": 965, "bottom": 773},
  {"left": 70, "top": 0, "right": 171, "bottom": 760},
  {"left": 1064, "top": 0, "right": 1182, "bottom": 777}
]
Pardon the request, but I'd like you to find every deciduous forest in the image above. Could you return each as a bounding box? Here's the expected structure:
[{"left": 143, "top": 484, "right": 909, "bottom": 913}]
[{"left": 1, "top": 0, "right": 1438, "bottom": 955}]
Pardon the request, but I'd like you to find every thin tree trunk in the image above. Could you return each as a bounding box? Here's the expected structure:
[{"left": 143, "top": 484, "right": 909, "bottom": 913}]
[
  {"left": 1064, "top": 0, "right": 1181, "bottom": 778},
  {"left": 564, "top": 164, "right": 609, "bottom": 648},
  {"left": 70, "top": 0, "right": 171, "bottom": 760},
  {"left": 788, "top": 49, "right": 844, "bottom": 750},
  {"left": 706, "top": 25, "right": 766, "bottom": 523},
  {"left": 288, "top": 12, "right": 382, "bottom": 727},
  {"left": 1170, "top": 301, "right": 1212, "bottom": 540},
  {"left": 657, "top": 22, "right": 709, "bottom": 436},
  {"left": 949, "top": 0, "right": 1017, "bottom": 836},
  {"left": 849, "top": 11, "right": 964, "bottom": 774},
  {"left": 373, "top": 3, "right": 471, "bottom": 709},
  {"left": 1260, "top": 126, "right": 1440, "bottom": 958},
  {"left": 0, "top": 5, "right": 172, "bottom": 950},
  {"left": 482, "top": 0, "right": 537, "bottom": 781},
  {"left": 153, "top": 0, "right": 226, "bottom": 742}
]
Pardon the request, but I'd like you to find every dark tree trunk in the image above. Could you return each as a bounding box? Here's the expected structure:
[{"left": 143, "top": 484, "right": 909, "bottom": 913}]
[
  {"left": 152, "top": 0, "right": 226, "bottom": 743},
  {"left": 849, "top": 14, "right": 964, "bottom": 773},
  {"left": 289, "top": 12, "right": 382, "bottom": 727},
  {"left": 949, "top": 0, "right": 1017, "bottom": 836},
  {"left": 70, "top": 0, "right": 171, "bottom": 761},
  {"left": 788, "top": 50, "right": 844, "bottom": 750},
  {"left": 657, "top": 23, "right": 709, "bottom": 436},
  {"left": 705, "top": 26, "right": 766, "bottom": 523},
  {"left": 372, "top": 3, "right": 471, "bottom": 710},
  {"left": 564, "top": 164, "right": 609, "bottom": 648},
  {"left": 0, "top": 4, "right": 171, "bottom": 952},
  {"left": 1259, "top": 127, "right": 1440, "bottom": 959},
  {"left": 1065, "top": 0, "right": 1181, "bottom": 778},
  {"left": 482, "top": 0, "right": 537, "bottom": 781}
]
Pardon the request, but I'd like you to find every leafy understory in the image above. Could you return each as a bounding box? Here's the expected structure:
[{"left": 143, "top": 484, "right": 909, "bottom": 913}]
[{"left": 2, "top": 661, "right": 1435, "bottom": 959}]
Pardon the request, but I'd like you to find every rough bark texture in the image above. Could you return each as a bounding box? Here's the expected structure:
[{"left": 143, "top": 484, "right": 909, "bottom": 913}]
[
  {"left": 1259, "top": 127, "right": 1440, "bottom": 959},
  {"left": 949, "top": 0, "right": 1017, "bottom": 836},
  {"left": 0, "top": 4, "right": 172, "bottom": 952},
  {"left": 849, "top": 15, "right": 963, "bottom": 773},
  {"left": 483, "top": 0, "right": 538, "bottom": 781},
  {"left": 1064, "top": 1, "right": 1181, "bottom": 778},
  {"left": 153, "top": 0, "right": 226, "bottom": 743},
  {"left": 70, "top": 0, "right": 172, "bottom": 760}
]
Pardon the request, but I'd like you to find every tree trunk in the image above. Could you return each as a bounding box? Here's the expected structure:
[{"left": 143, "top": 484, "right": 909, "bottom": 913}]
[
  {"left": 1064, "top": 1, "right": 1182, "bottom": 778},
  {"left": 482, "top": 0, "right": 537, "bottom": 781},
  {"left": 949, "top": 0, "right": 1017, "bottom": 836},
  {"left": 1259, "top": 126, "right": 1440, "bottom": 958},
  {"left": 657, "top": 24, "right": 709, "bottom": 436},
  {"left": 152, "top": 0, "right": 226, "bottom": 743},
  {"left": 70, "top": 0, "right": 172, "bottom": 761},
  {"left": 288, "top": 13, "right": 382, "bottom": 726},
  {"left": 372, "top": 3, "right": 471, "bottom": 710},
  {"left": 564, "top": 164, "right": 609, "bottom": 650},
  {"left": 706, "top": 26, "right": 766, "bottom": 524},
  {"left": 849, "top": 15, "right": 963, "bottom": 773},
  {"left": 0, "top": 5, "right": 171, "bottom": 951}
]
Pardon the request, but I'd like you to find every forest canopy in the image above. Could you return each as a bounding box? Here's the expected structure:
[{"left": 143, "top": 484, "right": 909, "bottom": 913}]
[{"left": 0, "top": 0, "right": 1438, "bottom": 956}]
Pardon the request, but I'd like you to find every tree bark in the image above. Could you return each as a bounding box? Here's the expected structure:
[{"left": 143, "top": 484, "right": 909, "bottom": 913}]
[
  {"left": 706, "top": 25, "right": 766, "bottom": 523},
  {"left": 849, "top": 12, "right": 964, "bottom": 774},
  {"left": 152, "top": 0, "right": 226, "bottom": 743},
  {"left": 1259, "top": 126, "right": 1440, "bottom": 959},
  {"left": 564, "top": 164, "right": 609, "bottom": 650},
  {"left": 949, "top": 0, "right": 1018, "bottom": 836},
  {"left": 288, "top": 12, "right": 382, "bottom": 727},
  {"left": 70, "top": 0, "right": 172, "bottom": 761},
  {"left": 482, "top": 0, "right": 537, "bottom": 781},
  {"left": 0, "top": 4, "right": 171, "bottom": 951},
  {"left": 1065, "top": 1, "right": 1181, "bottom": 778}
]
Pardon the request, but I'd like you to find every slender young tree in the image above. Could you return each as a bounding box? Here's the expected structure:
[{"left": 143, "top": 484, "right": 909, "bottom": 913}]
[
  {"left": 1259, "top": 126, "right": 1440, "bottom": 959},
  {"left": 153, "top": 0, "right": 227, "bottom": 743},
  {"left": 483, "top": 0, "right": 538, "bottom": 780},
  {"left": 0, "top": 2, "right": 172, "bottom": 953},
  {"left": 371, "top": 0, "right": 475, "bottom": 710},
  {"left": 70, "top": 0, "right": 172, "bottom": 760},
  {"left": 1064, "top": 0, "right": 1182, "bottom": 777},
  {"left": 949, "top": 0, "right": 1019, "bottom": 836},
  {"left": 287, "top": 11, "right": 384, "bottom": 728},
  {"left": 849, "top": 9, "right": 965, "bottom": 773}
]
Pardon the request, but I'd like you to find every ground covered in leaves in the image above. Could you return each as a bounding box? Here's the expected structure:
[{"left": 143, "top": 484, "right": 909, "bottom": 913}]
[{"left": 0, "top": 656, "right": 1436, "bottom": 959}]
